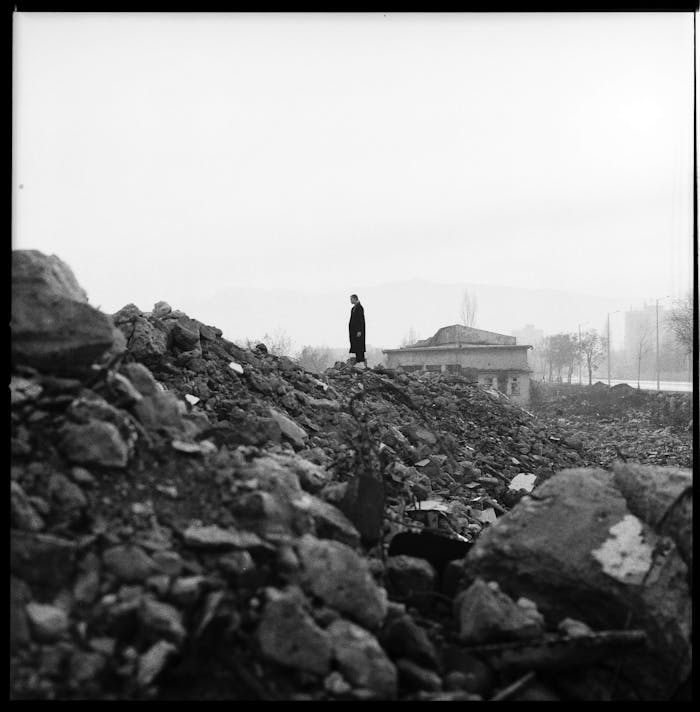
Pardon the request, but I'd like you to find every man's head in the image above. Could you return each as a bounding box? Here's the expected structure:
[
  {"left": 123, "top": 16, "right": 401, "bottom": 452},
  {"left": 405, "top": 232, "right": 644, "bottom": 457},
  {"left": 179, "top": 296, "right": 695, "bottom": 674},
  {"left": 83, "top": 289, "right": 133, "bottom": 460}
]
[{"left": 350, "top": 294, "right": 359, "bottom": 305}]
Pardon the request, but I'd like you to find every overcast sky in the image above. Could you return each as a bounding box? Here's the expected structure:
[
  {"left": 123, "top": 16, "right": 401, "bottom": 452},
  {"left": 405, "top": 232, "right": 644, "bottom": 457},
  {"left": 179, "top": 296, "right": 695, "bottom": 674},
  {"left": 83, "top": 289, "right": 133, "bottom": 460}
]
[{"left": 12, "top": 12, "right": 695, "bottom": 349}]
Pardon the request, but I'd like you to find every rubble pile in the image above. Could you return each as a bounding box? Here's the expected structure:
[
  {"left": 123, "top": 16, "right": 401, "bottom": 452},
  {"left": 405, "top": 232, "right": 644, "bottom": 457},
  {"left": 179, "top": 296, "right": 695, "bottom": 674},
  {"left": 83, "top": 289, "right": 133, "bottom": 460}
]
[
  {"left": 10, "top": 251, "right": 692, "bottom": 701},
  {"left": 530, "top": 384, "right": 693, "bottom": 469}
]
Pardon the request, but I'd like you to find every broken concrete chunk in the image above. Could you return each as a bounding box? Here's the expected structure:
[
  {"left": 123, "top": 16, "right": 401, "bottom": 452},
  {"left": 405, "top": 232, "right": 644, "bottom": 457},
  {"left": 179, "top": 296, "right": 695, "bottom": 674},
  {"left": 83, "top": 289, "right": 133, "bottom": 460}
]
[
  {"left": 138, "top": 597, "right": 186, "bottom": 644},
  {"left": 256, "top": 586, "right": 332, "bottom": 676},
  {"left": 182, "top": 524, "right": 265, "bottom": 550},
  {"left": 454, "top": 578, "right": 544, "bottom": 644},
  {"left": 103, "top": 545, "right": 157, "bottom": 583},
  {"left": 386, "top": 555, "right": 437, "bottom": 600},
  {"left": 296, "top": 534, "right": 388, "bottom": 631},
  {"left": 269, "top": 407, "right": 308, "bottom": 447},
  {"left": 137, "top": 639, "right": 177, "bottom": 687},
  {"left": 460, "top": 467, "right": 691, "bottom": 700},
  {"left": 59, "top": 421, "right": 129, "bottom": 468},
  {"left": 327, "top": 619, "right": 398, "bottom": 699},
  {"left": 26, "top": 602, "right": 70, "bottom": 641}
]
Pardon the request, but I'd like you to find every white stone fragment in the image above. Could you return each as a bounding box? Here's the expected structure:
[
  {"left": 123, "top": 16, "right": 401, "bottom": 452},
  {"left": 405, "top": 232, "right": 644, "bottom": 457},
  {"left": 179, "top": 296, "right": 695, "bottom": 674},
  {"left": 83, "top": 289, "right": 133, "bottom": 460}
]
[
  {"left": 509, "top": 473, "right": 537, "bottom": 493},
  {"left": 228, "top": 362, "right": 244, "bottom": 375},
  {"left": 591, "top": 514, "right": 654, "bottom": 584},
  {"left": 185, "top": 394, "right": 200, "bottom": 405}
]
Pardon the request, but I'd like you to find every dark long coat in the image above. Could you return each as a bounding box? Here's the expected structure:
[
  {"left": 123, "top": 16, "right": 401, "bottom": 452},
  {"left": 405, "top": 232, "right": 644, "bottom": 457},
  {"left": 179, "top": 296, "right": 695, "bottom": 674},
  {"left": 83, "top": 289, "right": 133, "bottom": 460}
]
[{"left": 349, "top": 302, "right": 366, "bottom": 355}]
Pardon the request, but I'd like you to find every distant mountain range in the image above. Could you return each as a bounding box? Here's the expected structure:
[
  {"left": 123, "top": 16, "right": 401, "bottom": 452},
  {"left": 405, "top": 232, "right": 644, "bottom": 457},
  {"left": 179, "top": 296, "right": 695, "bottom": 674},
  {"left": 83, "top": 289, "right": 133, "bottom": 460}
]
[{"left": 179, "top": 278, "right": 631, "bottom": 353}]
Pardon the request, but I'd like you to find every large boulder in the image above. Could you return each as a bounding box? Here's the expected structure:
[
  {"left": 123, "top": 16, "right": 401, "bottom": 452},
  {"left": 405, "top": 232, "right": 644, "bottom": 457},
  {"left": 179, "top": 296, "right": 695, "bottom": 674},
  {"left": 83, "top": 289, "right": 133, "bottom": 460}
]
[
  {"left": 12, "top": 250, "right": 116, "bottom": 375},
  {"left": 460, "top": 466, "right": 691, "bottom": 700}
]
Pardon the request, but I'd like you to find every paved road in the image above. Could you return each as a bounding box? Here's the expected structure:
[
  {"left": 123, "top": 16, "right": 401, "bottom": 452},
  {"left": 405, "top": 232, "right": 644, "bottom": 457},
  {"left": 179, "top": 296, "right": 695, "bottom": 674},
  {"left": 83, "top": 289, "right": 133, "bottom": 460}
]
[{"left": 570, "top": 377, "right": 692, "bottom": 393}]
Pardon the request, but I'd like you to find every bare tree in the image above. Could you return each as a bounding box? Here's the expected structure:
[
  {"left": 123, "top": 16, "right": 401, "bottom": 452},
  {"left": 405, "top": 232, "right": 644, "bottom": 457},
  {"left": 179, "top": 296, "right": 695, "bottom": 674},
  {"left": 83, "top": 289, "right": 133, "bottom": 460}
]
[
  {"left": 400, "top": 327, "right": 419, "bottom": 348},
  {"left": 459, "top": 289, "right": 478, "bottom": 328},
  {"left": 246, "top": 328, "right": 293, "bottom": 357},
  {"left": 666, "top": 292, "right": 693, "bottom": 356},
  {"left": 295, "top": 345, "right": 334, "bottom": 373},
  {"left": 579, "top": 329, "right": 607, "bottom": 385},
  {"left": 635, "top": 326, "right": 652, "bottom": 389}
]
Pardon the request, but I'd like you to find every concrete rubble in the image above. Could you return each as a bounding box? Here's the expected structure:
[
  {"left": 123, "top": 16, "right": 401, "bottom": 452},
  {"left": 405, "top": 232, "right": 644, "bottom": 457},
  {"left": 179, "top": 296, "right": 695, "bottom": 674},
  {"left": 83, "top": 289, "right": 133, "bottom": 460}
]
[{"left": 10, "top": 250, "right": 692, "bottom": 701}]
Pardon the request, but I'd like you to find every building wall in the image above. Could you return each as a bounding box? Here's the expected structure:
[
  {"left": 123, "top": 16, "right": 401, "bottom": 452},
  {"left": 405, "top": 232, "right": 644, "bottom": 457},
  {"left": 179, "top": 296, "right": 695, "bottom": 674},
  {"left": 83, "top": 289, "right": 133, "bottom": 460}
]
[
  {"left": 384, "top": 346, "right": 531, "bottom": 404},
  {"left": 384, "top": 346, "right": 529, "bottom": 371}
]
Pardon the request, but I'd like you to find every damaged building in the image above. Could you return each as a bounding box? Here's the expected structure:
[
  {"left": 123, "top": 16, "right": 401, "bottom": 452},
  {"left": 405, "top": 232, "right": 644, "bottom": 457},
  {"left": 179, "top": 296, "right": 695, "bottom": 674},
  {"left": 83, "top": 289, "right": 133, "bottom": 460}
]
[{"left": 383, "top": 324, "right": 533, "bottom": 404}]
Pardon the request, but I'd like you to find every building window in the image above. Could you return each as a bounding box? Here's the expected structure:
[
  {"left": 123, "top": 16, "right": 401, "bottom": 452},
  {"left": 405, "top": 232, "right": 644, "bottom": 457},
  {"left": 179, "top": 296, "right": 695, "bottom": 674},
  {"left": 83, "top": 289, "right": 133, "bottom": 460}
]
[{"left": 511, "top": 377, "right": 520, "bottom": 396}]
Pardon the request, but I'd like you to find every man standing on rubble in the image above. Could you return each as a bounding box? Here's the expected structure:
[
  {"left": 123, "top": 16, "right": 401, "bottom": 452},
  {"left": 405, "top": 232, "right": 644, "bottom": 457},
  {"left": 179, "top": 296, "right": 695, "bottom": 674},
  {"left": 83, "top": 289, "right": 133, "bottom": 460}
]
[{"left": 349, "top": 294, "right": 366, "bottom": 368}]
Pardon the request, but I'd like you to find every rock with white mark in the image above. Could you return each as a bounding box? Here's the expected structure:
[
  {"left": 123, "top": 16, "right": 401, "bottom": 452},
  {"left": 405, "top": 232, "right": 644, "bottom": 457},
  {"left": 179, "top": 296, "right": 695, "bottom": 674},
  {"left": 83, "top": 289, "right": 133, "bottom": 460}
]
[{"left": 460, "top": 467, "right": 691, "bottom": 700}]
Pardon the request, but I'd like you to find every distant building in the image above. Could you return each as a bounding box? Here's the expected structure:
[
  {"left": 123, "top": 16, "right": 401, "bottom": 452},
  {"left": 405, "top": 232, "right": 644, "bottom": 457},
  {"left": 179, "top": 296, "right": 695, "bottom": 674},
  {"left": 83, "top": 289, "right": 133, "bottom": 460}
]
[
  {"left": 624, "top": 304, "right": 673, "bottom": 355},
  {"left": 383, "top": 324, "right": 532, "bottom": 404},
  {"left": 511, "top": 323, "right": 544, "bottom": 347}
]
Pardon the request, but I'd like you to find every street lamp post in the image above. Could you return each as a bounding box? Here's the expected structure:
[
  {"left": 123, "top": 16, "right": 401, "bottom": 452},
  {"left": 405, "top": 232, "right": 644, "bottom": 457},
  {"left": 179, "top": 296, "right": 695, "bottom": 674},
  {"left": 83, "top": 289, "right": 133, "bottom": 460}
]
[
  {"left": 607, "top": 311, "right": 620, "bottom": 387},
  {"left": 656, "top": 296, "right": 671, "bottom": 392},
  {"left": 578, "top": 321, "right": 589, "bottom": 385}
]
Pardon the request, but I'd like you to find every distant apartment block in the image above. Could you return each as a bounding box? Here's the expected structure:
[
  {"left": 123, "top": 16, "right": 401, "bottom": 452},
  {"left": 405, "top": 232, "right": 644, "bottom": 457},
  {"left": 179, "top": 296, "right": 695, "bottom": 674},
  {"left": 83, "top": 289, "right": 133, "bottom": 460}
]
[
  {"left": 383, "top": 324, "right": 533, "bottom": 404},
  {"left": 511, "top": 323, "right": 544, "bottom": 347},
  {"left": 623, "top": 304, "right": 674, "bottom": 355}
]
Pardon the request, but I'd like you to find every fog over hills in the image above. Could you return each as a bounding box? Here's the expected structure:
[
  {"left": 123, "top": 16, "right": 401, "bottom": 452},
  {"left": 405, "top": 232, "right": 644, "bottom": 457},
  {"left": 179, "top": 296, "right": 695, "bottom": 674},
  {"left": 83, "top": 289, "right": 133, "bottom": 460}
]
[{"left": 181, "top": 279, "right": 630, "bottom": 352}]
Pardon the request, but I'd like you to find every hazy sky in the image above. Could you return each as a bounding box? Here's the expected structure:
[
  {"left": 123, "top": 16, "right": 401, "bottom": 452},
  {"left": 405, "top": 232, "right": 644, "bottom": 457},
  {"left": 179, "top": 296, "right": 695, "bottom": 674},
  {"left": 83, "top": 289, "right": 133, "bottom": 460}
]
[{"left": 13, "top": 12, "right": 695, "bottom": 349}]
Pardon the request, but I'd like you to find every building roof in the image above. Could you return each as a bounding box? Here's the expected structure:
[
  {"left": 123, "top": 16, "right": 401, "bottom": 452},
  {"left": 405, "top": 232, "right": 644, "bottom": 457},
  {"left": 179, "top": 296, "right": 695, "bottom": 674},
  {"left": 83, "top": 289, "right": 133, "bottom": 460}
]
[{"left": 396, "top": 324, "right": 528, "bottom": 350}]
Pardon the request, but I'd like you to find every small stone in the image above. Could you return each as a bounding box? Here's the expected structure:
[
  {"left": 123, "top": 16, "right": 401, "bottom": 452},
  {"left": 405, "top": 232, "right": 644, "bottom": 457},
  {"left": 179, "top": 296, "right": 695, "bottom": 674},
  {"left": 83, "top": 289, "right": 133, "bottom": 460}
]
[
  {"left": 137, "top": 640, "right": 177, "bottom": 687},
  {"left": 139, "top": 597, "right": 186, "bottom": 644},
  {"left": 454, "top": 578, "right": 544, "bottom": 644},
  {"left": 169, "top": 576, "right": 206, "bottom": 606},
  {"left": 558, "top": 617, "right": 594, "bottom": 638},
  {"left": 396, "top": 658, "right": 443, "bottom": 692},
  {"left": 120, "top": 362, "right": 159, "bottom": 397},
  {"left": 70, "top": 466, "right": 96, "bottom": 486},
  {"left": 256, "top": 586, "right": 332, "bottom": 676},
  {"left": 152, "top": 301, "right": 172, "bottom": 318},
  {"left": 152, "top": 550, "right": 184, "bottom": 577},
  {"left": 327, "top": 619, "right": 398, "bottom": 699},
  {"left": 69, "top": 650, "right": 106, "bottom": 685},
  {"left": 26, "top": 602, "right": 70, "bottom": 641},
  {"left": 11, "top": 481, "right": 45, "bottom": 531},
  {"left": 324, "top": 671, "right": 352, "bottom": 696},
  {"left": 183, "top": 524, "right": 265, "bottom": 550},
  {"left": 269, "top": 407, "right": 308, "bottom": 448},
  {"left": 59, "top": 421, "right": 129, "bottom": 468},
  {"left": 386, "top": 555, "right": 437, "bottom": 599},
  {"left": 296, "top": 534, "right": 388, "bottom": 630},
  {"left": 103, "top": 545, "right": 157, "bottom": 583}
]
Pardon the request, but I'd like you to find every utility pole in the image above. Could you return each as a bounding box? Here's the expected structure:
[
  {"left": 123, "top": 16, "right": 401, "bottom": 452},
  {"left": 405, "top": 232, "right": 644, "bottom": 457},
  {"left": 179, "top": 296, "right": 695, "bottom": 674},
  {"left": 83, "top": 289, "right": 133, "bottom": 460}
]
[
  {"left": 577, "top": 321, "right": 588, "bottom": 385},
  {"left": 607, "top": 314, "right": 611, "bottom": 387},
  {"left": 578, "top": 324, "right": 582, "bottom": 385},
  {"left": 656, "top": 299, "right": 660, "bottom": 392},
  {"left": 656, "top": 296, "right": 671, "bottom": 392},
  {"left": 607, "top": 311, "right": 620, "bottom": 387}
]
